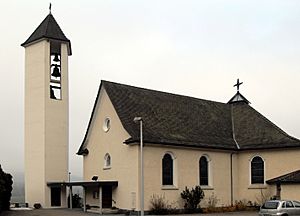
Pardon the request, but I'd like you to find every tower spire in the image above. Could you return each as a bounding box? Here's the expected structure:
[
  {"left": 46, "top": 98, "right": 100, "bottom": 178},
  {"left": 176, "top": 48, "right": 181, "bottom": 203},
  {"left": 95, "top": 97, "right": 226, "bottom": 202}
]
[{"left": 21, "top": 11, "right": 72, "bottom": 55}]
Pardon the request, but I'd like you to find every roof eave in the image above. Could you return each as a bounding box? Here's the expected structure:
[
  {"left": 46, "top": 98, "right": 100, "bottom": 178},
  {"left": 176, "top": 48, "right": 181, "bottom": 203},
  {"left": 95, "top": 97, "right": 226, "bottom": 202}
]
[
  {"left": 21, "top": 37, "right": 72, "bottom": 55},
  {"left": 266, "top": 170, "right": 300, "bottom": 184},
  {"left": 77, "top": 148, "right": 89, "bottom": 156},
  {"left": 124, "top": 138, "right": 300, "bottom": 151},
  {"left": 77, "top": 82, "right": 105, "bottom": 156},
  {"left": 239, "top": 144, "right": 300, "bottom": 151},
  {"left": 124, "top": 139, "right": 237, "bottom": 151},
  {"left": 267, "top": 180, "right": 300, "bottom": 184}
]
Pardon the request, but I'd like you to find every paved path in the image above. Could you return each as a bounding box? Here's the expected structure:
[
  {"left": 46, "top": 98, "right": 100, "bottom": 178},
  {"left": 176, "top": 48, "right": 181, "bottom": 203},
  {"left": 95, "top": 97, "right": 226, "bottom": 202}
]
[
  {"left": 1, "top": 209, "right": 258, "bottom": 216},
  {"left": 198, "top": 211, "right": 257, "bottom": 216},
  {"left": 2, "top": 209, "right": 100, "bottom": 216}
]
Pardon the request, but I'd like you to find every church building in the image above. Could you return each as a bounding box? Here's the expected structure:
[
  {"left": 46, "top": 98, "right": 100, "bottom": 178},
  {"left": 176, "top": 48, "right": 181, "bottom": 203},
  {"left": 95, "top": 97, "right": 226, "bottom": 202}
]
[
  {"left": 23, "top": 11, "right": 300, "bottom": 213},
  {"left": 77, "top": 80, "right": 300, "bottom": 212}
]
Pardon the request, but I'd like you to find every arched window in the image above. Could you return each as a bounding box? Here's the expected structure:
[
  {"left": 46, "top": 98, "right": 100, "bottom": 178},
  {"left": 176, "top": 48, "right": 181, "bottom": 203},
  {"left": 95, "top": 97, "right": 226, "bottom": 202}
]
[
  {"left": 199, "top": 156, "right": 209, "bottom": 186},
  {"left": 162, "top": 153, "right": 173, "bottom": 185},
  {"left": 104, "top": 153, "right": 111, "bottom": 168},
  {"left": 251, "top": 156, "right": 264, "bottom": 184}
]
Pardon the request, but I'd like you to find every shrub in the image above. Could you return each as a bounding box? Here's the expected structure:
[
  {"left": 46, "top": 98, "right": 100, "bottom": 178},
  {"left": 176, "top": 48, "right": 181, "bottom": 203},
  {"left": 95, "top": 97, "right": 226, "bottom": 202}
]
[
  {"left": 235, "top": 199, "right": 247, "bottom": 211},
  {"left": 33, "top": 203, "right": 42, "bottom": 209},
  {"left": 207, "top": 192, "right": 219, "bottom": 208},
  {"left": 68, "top": 193, "right": 82, "bottom": 208},
  {"left": 180, "top": 185, "right": 204, "bottom": 212},
  {"left": 204, "top": 192, "right": 220, "bottom": 212},
  {"left": 255, "top": 189, "right": 271, "bottom": 205},
  {"left": 149, "top": 194, "right": 170, "bottom": 215},
  {"left": 0, "top": 165, "right": 13, "bottom": 212}
]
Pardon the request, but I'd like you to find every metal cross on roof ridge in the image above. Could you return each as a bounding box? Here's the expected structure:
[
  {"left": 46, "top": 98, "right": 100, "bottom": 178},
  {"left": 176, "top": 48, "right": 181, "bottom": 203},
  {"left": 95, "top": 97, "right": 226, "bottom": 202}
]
[
  {"left": 49, "top": 3, "right": 52, "bottom": 14},
  {"left": 233, "top": 78, "right": 243, "bottom": 92}
]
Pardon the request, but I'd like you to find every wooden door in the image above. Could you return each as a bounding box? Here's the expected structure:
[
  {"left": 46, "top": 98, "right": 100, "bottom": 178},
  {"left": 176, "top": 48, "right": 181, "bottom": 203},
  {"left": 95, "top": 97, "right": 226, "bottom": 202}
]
[{"left": 102, "top": 186, "right": 112, "bottom": 208}]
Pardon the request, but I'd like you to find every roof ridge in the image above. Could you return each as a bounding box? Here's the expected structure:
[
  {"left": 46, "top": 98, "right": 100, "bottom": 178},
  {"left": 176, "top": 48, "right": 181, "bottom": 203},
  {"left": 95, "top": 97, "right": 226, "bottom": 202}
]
[
  {"left": 102, "top": 80, "right": 229, "bottom": 106},
  {"left": 47, "top": 13, "right": 68, "bottom": 39},
  {"left": 247, "top": 105, "right": 300, "bottom": 143},
  {"left": 44, "top": 14, "right": 51, "bottom": 36}
]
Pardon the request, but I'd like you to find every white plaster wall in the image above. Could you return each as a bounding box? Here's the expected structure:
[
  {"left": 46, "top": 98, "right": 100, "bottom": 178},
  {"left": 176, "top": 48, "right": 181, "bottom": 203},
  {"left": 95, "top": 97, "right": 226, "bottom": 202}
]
[
  {"left": 281, "top": 185, "right": 300, "bottom": 201},
  {"left": 24, "top": 40, "right": 69, "bottom": 207},
  {"left": 44, "top": 43, "right": 69, "bottom": 207},
  {"left": 142, "top": 146, "right": 233, "bottom": 210},
  {"left": 236, "top": 149, "right": 300, "bottom": 205},
  {"left": 83, "top": 88, "right": 139, "bottom": 210},
  {"left": 24, "top": 40, "right": 47, "bottom": 207}
]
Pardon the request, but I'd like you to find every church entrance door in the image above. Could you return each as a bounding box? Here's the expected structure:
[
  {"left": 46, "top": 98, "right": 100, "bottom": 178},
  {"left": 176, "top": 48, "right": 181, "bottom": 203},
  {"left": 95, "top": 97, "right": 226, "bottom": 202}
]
[
  {"left": 102, "top": 186, "right": 112, "bottom": 208},
  {"left": 51, "top": 187, "right": 61, "bottom": 206}
]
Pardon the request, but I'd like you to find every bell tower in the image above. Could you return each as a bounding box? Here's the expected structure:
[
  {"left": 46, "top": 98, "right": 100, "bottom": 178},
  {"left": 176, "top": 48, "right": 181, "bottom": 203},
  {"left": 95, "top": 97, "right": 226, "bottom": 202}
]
[{"left": 21, "top": 10, "right": 71, "bottom": 207}]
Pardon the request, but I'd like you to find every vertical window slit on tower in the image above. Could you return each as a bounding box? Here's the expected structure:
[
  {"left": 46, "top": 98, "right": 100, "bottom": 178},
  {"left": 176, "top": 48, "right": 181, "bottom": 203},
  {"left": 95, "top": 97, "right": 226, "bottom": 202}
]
[{"left": 50, "top": 42, "right": 62, "bottom": 100}]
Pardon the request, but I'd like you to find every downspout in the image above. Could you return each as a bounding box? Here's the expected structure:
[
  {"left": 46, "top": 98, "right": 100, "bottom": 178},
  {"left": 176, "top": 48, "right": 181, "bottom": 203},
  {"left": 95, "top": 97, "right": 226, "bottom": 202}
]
[
  {"left": 230, "top": 153, "right": 234, "bottom": 206},
  {"left": 230, "top": 105, "right": 240, "bottom": 206},
  {"left": 231, "top": 105, "right": 240, "bottom": 150}
]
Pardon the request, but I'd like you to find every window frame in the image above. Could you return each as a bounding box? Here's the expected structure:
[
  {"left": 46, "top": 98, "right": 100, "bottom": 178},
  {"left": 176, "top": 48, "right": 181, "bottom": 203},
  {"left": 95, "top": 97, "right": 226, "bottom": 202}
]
[
  {"left": 293, "top": 201, "right": 300, "bottom": 208},
  {"left": 93, "top": 191, "right": 99, "bottom": 199},
  {"left": 199, "top": 155, "right": 212, "bottom": 188},
  {"left": 161, "top": 152, "right": 177, "bottom": 189},
  {"left": 250, "top": 155, "right": 265, "bottom": 185},
  {"left": 103, "top": 153, "right": 111, "bottom": 169},
  {"left": 286, "top": 201, "right": 294, "bottom": 208},
  {"left": 162, "top": 153, "right": 173, "bottom": 186}
]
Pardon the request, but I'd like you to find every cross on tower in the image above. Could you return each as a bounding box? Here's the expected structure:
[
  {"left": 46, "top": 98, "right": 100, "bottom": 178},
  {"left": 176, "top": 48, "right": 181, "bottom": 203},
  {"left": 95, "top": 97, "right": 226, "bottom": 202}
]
[{"left": 233, "top": 79, "right": 243, "bottom": 92}]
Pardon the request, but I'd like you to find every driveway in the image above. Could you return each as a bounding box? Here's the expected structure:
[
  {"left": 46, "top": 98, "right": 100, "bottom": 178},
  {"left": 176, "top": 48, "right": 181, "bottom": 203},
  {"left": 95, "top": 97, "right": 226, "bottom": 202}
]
[
  {"left": 2, "top": 209, "right": 99, "bottom": 216},
  {"left": 1, "top": 209, "right": 258, "bottom": 216},
  {"left": 198, "top": 211, "right": 257, "bottom": 216}
]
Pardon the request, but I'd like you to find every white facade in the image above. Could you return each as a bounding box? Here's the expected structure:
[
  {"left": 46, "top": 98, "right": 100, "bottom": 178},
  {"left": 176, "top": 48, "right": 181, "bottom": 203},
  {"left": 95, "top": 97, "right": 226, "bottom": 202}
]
[{"left": 24, "top": 39, "right": 70, "bottom": 208}]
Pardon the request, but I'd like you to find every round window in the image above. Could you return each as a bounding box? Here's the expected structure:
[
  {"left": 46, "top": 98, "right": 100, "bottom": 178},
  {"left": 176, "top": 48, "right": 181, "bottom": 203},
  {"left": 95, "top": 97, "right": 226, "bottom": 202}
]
[{"left": 103, "top": 117, "right": 111, "bottom": 132}]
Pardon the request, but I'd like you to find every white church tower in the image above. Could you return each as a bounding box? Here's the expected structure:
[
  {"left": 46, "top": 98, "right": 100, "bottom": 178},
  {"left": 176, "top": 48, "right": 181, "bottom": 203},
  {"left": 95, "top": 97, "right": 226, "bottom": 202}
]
[{"left": 21, "top": 10, "right": 71, "bottom": 208}]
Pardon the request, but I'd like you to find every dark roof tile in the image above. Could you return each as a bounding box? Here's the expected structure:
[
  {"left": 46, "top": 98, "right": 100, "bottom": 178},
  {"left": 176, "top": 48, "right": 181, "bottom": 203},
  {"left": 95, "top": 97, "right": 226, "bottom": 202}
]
[
  {"left": 267, "top": 170, "right": 300, "bottom": 184},
  {"left": 21, "top": 13, "right": 71, "bottom": 54},
  {"left": 232, "top": 103, "right": 300, "bottom": 149},
  {"left": 77, "top": 80, "right": 300, "bottom": 154},
  {"left": 103, "top": 81, "right": 235, "bottom": 149}
]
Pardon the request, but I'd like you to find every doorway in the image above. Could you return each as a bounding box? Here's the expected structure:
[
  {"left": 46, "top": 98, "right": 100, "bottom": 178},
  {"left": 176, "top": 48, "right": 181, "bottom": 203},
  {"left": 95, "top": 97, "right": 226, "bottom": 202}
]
[
  {"left": 102, "top": 186, "right": 112, "bottom": 208},
  {"left": 51, "top": 187, "right": 61, "bottom": 206}
]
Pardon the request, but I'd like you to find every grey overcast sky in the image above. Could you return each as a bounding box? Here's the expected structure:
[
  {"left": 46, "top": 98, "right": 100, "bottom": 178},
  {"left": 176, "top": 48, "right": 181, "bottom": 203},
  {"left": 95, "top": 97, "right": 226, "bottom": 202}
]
[{"left": 1, "top": 0, "right": 300, "bottom": 178}]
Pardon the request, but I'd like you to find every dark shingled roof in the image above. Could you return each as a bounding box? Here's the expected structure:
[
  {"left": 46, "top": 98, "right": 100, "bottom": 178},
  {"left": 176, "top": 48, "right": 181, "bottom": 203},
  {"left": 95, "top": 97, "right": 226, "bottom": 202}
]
[
  {"left": 232, "top": 103, "right": 300, "bottom": 150},
  {"left": 267, "top": 170, "right": 300, "bottom": 184},
  {"left": 77, "top": 80, "right": 300, "bottom": 154},
  {"left": 21, "top": 13, "right": 71, "bottom": 54}
]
